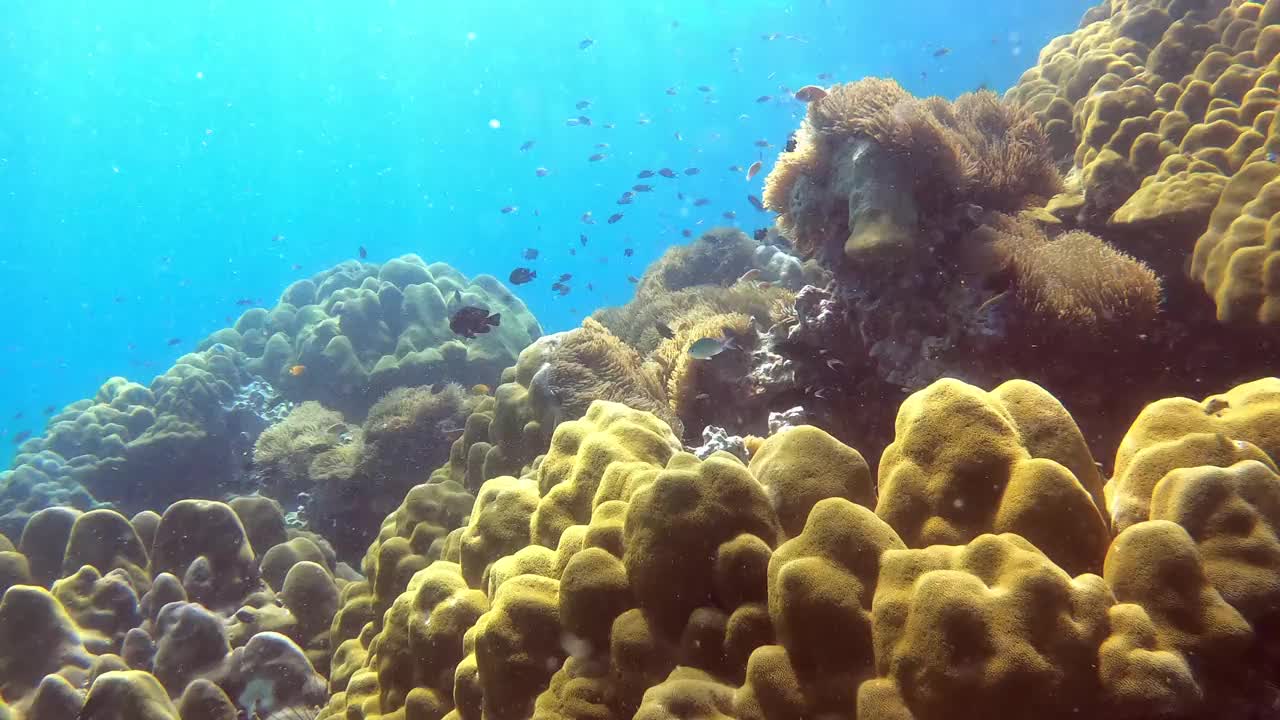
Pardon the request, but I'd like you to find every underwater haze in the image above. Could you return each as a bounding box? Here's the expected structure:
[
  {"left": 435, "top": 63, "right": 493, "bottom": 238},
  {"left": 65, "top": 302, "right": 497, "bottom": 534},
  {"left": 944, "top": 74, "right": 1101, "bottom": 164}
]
[{"left": 0, "top": 0, "right": 1091, "bottom": 461}]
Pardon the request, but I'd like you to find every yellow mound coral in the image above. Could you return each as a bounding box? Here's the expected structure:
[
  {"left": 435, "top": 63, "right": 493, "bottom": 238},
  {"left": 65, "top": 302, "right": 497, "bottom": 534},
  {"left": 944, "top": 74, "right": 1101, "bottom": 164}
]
[
  {"left": 321, "top": 376, "right": 1280, "bottom": 720},
  {"left": 1108, "top": 376, "right": 1280, "bottom": 531},
  {"left": 877, "top": 378, "right": 1110, "bottom": 576},
  {"left": 1007, "top": 0, "right": 1280, "bottom": 323}
]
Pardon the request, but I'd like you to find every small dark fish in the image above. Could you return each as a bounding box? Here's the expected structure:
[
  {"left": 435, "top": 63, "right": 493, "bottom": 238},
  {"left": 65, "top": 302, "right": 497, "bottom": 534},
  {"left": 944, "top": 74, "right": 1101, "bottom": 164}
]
[
  {"left": 694, "top": 198, "right": 711, "bottom": 207},
  {"left": 582, "top": 211, "right": 595, "bottom": 224},
  {"left": 501, "top": 205, "right": 519, "bottom": 214},
  {"left": 677, "top": 192, "right": 686, "bottom": 200},
  {"left": 754, "top": 139, "right": 772, "bottom": 148},
  {"left": 658, "top": 168, "right": 677, "bottom": 178},
  {"left": 627, "top": 275, "right": 639, "bottom": 283},
  {"left": 681, "top": 229, "right": 693, "bottom": 238},
  {"left": 535, "top": 167, "right": 550, "bottom": 177},
  {"left": 697, "top": 85, "right": 713, "bottom": 92},
  {"left": 665, "top": 87, "right": 678, "bottom": 95},
  {"left": 762, "top": 32, "right": 780, "bottom": 41},
  {"left": 920, "top": 71, "right": 928, "bottom": 81},
  {"left": 746, "top": 160, "right": 763, "bottom": 181},
  {"left": 523, "top": 248, "right": 539, "bottom": 260},
  {"left": 595, "top": 142, "right": 610, "bottom": 149},
  {"left": 617, "top": 193, "right": 633, "bottom": 205},
  {"left": 637, "top": 170, "right": 655, "bottom": 178},
  {"left": 755, "top": 95, "right": 772, "bottom": 103},
  {"left": 271, "top": 233, "right": 285, "bottom": 242},
  {"left": 785, "top": 132, "right": 798, "bottom": 152},
  {"left": 580, "top": 234, "right": 589, "bottom": 246},
  {"left": 624, "top": 248, "right": 634, "bottom": 257},
  {"left": 753, "top": 228, "right": 769, "bottom": 241},
  {"left": 683, "top": 167, "right": 700, "bottom": 176},
  {"left": 603, "top": 122, "right": 616, "bottom": 129},
  {"left": 608, "top": 212, "right": 624, "bottom": 224},
  {"left": 817, "top": 72, "right": 832, "bottom": 80},
  {"left": 633, "top": 184, "right": 653, "bottom": 192},
  {"left": 587, "top": 282, "right": 595, "bottom": 291},
  {"left": 579, "top": 38, "right": 594, "bottom": 49},
  {"left": 551, "top": 281, "right": 571, "bottom": 296},
  {"left": 509, "top": 267, "right": 536, "bottom": 285},
  {"left": 578, "top": 115, "right": 592, "bottom": 126},
  {"left": 565, "top": 118, "right": 581, "bottom": 127},
  {"left": 576, "top": 100, "right": 592, "bottom": 110},
  {"left": 359, "top": 245, "right": 368, "bottom": 259},
  {"left": 235, "top": 298, "right": 255, "bottom": 306},
  {"left": 723, "top": 210, "right": 737, "bottom": 220},
  {"left": 656, "top": 321, "right": 674, "bottom": 339},
  {"left": 167, "top": 338, "right": 183, "bottom": 346},
  {"left": 12, "top": 430, "right": 30, "bottom": 445},
  {"left": 748, "top": 195, "right": 765, "bottom": 211},
  {"left": 291, "top": 263, "right": 303, "bottom": 270},
  {"left": 450, "top": 306, "right": 502, "bottom": 338},
  {"left": 12, "top": 412, "right": 23, "bottom": 421},
  {"left": 729, "top": 164, "right": 744, "bottom": 172},
  {"left": 674, "top": 130, "right": 683, "bottom": 141},
  {"left": 556, "top": 274, "right": 573, "bottom": 283},
  {"left": 588, "top": 153, "right": 607, "bottom": 162},
  {"left": 43, "top": 405, "right": 54, "bottom": 415},
  {"left": 932, "top": 47, "right": 951, "bottom": 57},
  {"left": 520, "top": 140, "right": 536, "bottom": 151}
]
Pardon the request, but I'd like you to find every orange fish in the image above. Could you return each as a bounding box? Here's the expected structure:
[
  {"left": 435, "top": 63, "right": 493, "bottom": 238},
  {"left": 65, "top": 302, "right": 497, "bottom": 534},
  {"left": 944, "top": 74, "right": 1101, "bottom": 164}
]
[
  {"left": 288, "top": 364, "right": 306, "bottom": 377},
  {"left": 471, "top": 383, "right": 491, "bottom": 396},
  {"left": 746, "top": 160, "right": 763, "bottom": 181},
  {"left": 794, "top": 85, "right": 829, "bottom": 102}
]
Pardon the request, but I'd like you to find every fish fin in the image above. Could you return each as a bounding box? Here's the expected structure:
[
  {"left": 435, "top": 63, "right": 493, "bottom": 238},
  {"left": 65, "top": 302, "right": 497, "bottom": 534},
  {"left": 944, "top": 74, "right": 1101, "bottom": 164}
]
[{"left": 489, "top": 313, "right": 502, "bottom": 326}]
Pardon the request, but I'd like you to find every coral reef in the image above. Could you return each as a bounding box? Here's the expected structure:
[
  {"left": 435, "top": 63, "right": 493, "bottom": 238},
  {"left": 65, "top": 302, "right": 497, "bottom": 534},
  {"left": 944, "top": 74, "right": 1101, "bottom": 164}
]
[
  {"left": 317, "top": 376, "right": 1280, "bottom": 720},
  {"left": 0, "top": 256, "right": 538, "bottom": 560},
  {"left": 762, "top": 33, "right": 1278, "bottom": 460},
  {"left": 213, "top": 255, "right": 540, "bottom": 416},
  {"left": 593, "top": 227, "right": 817, "bottom": 355},
  {"left": 0, "top": 494, "right": 346, "bottom": 719},
  {"left": 1007, "top": 0, "right": 1280, "bottom": 326},
  {"left": 0, "top": 346, "right": 254, "bottom": 529}
]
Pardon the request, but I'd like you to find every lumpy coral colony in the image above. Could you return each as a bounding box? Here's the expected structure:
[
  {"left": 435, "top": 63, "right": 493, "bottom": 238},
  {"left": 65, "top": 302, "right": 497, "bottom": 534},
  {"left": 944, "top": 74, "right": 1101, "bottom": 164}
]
[{"left": 5, "top": 1, "right": 1280, "bottom": 718}]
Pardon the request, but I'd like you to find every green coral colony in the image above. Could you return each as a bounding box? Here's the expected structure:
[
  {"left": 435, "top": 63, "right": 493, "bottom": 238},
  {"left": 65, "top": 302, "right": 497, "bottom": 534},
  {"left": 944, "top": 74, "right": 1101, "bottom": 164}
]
[{"left": 6, "top": 2, "right": 1280, "bottom": 719}]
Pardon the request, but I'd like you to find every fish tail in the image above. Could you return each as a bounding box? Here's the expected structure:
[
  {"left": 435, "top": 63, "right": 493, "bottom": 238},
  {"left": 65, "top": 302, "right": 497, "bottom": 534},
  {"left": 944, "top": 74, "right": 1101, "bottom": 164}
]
[{"left": 488, "top": 313, "right": 502, "bottom": 326}]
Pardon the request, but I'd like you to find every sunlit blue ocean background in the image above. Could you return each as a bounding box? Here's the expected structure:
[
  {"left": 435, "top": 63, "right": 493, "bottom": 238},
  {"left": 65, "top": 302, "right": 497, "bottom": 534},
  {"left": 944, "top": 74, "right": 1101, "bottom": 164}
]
[{"left": 0, "top": 0, "right": 1094, "bottom": 462}]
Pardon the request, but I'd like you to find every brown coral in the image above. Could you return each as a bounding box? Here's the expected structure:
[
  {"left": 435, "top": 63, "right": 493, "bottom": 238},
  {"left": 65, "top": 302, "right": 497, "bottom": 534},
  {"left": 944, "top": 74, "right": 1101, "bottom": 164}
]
[
  {"left": 766, "top": 78, "right": 1061, "bottom": 259},
  {"left": 1003, "top": 228, "right": 1164, "bottom": 335}
]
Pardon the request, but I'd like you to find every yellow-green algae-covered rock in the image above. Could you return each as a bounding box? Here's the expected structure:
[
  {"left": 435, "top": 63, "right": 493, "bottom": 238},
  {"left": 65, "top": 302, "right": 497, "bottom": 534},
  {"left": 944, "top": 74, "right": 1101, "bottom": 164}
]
[{"left": 875, "top": 378, "right": 1110, "bottom": 576}]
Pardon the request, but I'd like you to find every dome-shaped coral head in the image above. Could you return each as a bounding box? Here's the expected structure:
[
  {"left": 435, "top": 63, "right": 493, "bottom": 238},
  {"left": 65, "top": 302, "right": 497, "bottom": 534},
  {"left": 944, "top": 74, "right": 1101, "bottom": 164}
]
[{"left": 764, "top": 77, "right": 1061, "bottom": 263}]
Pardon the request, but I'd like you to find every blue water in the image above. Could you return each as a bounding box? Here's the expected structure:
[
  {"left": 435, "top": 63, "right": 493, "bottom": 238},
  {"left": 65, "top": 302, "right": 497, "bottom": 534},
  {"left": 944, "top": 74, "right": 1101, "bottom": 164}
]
[{"left": 0, "top": 0, "right": 1094, "bottom": 462}]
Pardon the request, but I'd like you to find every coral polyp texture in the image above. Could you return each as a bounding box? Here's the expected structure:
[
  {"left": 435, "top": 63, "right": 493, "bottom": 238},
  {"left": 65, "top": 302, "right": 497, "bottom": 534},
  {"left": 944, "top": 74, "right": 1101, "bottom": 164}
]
[
  {"left": 1006, "top": 0, "right": 1280, "bottom": 325},
  {"left": 311, "top": 375, "right": 1280, "bottom": 720}
]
